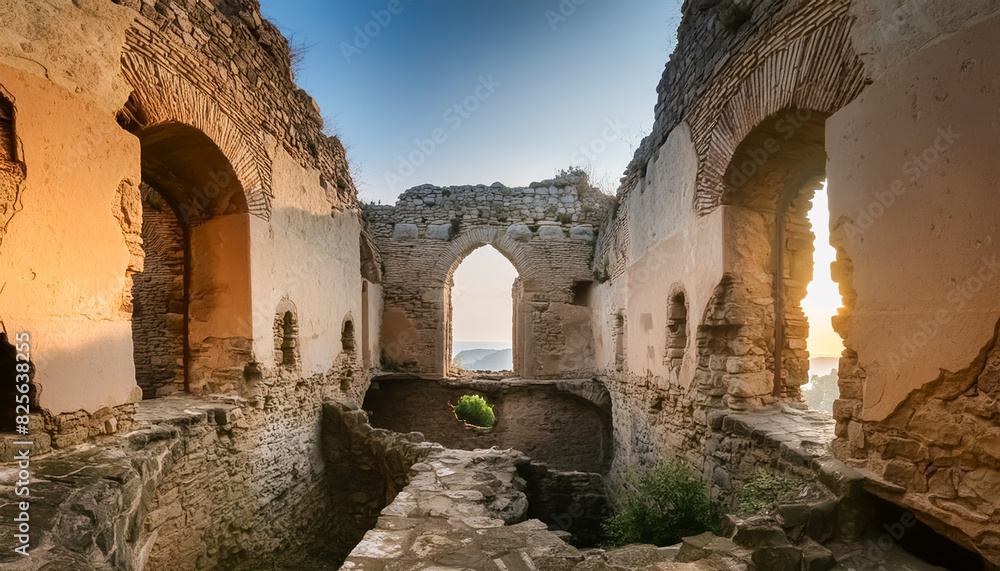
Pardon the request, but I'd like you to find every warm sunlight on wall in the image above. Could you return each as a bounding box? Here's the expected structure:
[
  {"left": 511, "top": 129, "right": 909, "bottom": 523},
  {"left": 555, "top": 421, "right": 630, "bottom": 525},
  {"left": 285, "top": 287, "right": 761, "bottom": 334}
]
[
  {"left": 451, "top": 246, "right": 518, "bottom": 346},
  {"left": 803, "top": 182, "right": 845, "bottom": 358}
]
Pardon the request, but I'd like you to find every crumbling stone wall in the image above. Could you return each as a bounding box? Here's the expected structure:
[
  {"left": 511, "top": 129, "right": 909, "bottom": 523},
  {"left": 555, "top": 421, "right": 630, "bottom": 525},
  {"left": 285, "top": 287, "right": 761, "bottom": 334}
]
[
  {"left": 0, "top": 0, "right": 370, "bottom": 448},
  {"left": 367, "top": 176, "right": 612, "bottom": 378},
  {"left": 0, "top": 4, "right": 384, "bottom": 571},
  {"left": 131, "top": 189, "right": 185, "bottom": 398},
  {"left": 138, "top": 368, "right": 367, "bottom": 569},
  {"left": 363, "top": 377, "right": 613, "bottom": 472},
  {"left": 589, "top": 0, "right": 1000, "bottom": 566},
  {"left": 823, "top": 8, "right": 1000, "bottom": 563},
  {"left": 320, "top": 401, "right": 434, "bottom": 565}
]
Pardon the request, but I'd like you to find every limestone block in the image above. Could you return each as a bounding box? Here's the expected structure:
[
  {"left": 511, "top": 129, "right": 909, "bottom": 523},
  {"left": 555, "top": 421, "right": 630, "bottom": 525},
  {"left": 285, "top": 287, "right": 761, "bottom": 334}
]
[
  {"left": 426, "top": 224, "right": 450, "bottom": 240},
  {"left": 727, "top": 372, "right": 771, "bottom": 398},
  {"left": 393, "top": 223, "right": 418, "bottom": 240},
  {"left": 506, "top": 224, "right": 532, "bottom": 242},
  {"left": 538, "top": 226, "right": 565, "bottom": 240}
]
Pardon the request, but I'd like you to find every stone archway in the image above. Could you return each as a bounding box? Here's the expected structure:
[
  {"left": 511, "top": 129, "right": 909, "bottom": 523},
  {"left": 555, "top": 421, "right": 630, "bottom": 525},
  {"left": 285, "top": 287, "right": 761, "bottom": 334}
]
[
  {"left": 430, "top": 226, "right": 539, "bottom": 377},
  {"left": 368, "top": 181, "right": 610, "bottom": 379}
]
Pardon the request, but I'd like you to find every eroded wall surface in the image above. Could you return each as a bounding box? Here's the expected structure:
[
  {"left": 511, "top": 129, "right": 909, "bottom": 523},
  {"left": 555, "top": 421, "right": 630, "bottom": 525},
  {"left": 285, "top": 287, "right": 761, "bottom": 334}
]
[
  {"left": 367, "top": 177, "right": 612, "bottom": 378},
  {"left": 0, "top": 0, "right": 383, "bottom": 568},
  {"left": 827, "top": 7, "right": 1000, "bottom": 561},
  {"left": 589, "top": 0, "right": 1000, "bottom": 564}
]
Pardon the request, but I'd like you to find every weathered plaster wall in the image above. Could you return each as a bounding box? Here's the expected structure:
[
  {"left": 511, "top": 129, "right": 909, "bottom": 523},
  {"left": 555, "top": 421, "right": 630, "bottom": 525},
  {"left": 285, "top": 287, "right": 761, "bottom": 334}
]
[
  {"left": 0, "top": 64, "right": 143, "bottom": 416},
  {"left": 0, "top": 0, "right": 135, "bottom": 115},
  {"left": 0, "top": 3, "right": 385, "bottom": 568},
  {"left": 826, "top": 9, "right": 1000, "bottom": 563},
  {"left": 368, "top": 177, "right": 612, "bottom": 378},
  {"left": 0, "top": 0, "right": 372, "bottom": 437},
  {"left": 248, "top": 139, "right": 366, "bottom": 384}
]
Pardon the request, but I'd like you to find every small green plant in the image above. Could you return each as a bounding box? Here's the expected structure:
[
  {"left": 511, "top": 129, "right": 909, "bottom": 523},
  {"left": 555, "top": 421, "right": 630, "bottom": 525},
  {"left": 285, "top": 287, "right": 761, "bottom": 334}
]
[
  {"left": 497, "top": 215, "right": 508, "bottom": 223},
  {"left": 449, "top": 217, "right": 462, "bottom": 238},
  {"left": 544, "top": 204, "right": 558, "bottom": 218},
  {"left": 735, "top": 471, "right": 811, "bottom": 516},
  {"left": 603, "top": 461, "right": 721, "bottom": 548},
  {"left": 453, "top": 395, "right": 495, "bottom": 428},
  {"left": 555, "top": 166, "right": 587, "bottom": 179},
  {"left": 441, "top": 189, "right": 451, "bottom": 197},
  {"left": 557, "top": 213, "right": 573, "bottom": 224}
]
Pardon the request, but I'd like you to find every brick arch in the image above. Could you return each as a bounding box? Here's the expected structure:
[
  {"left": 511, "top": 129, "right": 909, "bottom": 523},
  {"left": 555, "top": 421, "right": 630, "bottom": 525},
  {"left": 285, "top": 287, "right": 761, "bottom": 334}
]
[
  {"left": 119, "top": 53, "right": 273, "bottom": 219},
  {"left": 689, "top": 10, "right": 866, "bottom": 214},
  {"left": 429, "top": 226, "right": 542, "bottom": 288}
]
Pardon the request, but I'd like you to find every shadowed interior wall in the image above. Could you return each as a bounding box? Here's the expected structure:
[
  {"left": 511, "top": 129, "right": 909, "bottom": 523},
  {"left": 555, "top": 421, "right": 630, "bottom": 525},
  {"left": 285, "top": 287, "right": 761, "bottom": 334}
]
[
  {"left": 131, "top": 189, "right": 185, "bottom": 398},
  {"left": 363, "top": 377, "right": 613, "bottom": 472}
]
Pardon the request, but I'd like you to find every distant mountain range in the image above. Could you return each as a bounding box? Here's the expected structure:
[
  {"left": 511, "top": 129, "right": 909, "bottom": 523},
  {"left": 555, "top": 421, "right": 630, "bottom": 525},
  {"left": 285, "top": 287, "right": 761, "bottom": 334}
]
[{"left": 453, "top": 348, "right": 513, "bottom": 371}]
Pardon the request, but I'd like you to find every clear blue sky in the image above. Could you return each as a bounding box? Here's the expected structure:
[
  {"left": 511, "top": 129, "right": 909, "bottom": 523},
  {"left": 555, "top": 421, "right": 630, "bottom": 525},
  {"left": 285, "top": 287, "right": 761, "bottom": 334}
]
[{"left": 259, "top": 0, "right": 683, "bottom": 204}]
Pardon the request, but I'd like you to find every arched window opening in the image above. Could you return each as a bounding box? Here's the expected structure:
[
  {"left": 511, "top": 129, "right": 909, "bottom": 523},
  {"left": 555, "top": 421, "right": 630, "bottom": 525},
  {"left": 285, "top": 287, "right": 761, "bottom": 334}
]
[
  {"left": 275, "top": 310, "right": 298, "bottom": 368},
  {"left": 0, "top": 93, "right": 16, "bottom": 162},
  {"left": 719, "top": 107, "right": 840, "bottom": 407},
  {"left": 665, "top": 290, "right": 688, "bottom": 372},
  {"left": 342, "top": 318, "right": 356, "bottom": 353},
  {"left": 449, "top": 246, "right": 517, "bottom": 374}
]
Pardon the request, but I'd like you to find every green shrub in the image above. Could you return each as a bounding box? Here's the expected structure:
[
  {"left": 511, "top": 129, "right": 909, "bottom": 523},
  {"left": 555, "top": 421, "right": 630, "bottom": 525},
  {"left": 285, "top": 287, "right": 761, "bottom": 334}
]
[
  {"left": 449, "top": 217, "right": 462, "bottom": 238},
  {"left": 735, "top": 471, "right": 811, "bottom": 516},
  {"left": 557, "top": 213, "right": 573, "bottom": 224},
  {"left": 452, "top": 395, "right": 495, "bottom": 428},
  {"left": 603, "top": 461, "right": 720, "bottom": 547}
]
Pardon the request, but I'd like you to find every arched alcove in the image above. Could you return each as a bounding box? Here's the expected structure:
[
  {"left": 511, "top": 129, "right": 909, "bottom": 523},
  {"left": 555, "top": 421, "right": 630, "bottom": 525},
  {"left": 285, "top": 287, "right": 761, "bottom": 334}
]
[
  {"left": 665, "top": 286, "right": 689, "bottom": 380},
  {"left": 128, "top": 119, "right": 253, "bottom": 396},
  {"left": 273, "top": 298, "right": 299, "bottom": 370},
  {"left": 699, "top": 107, "right": 835, "bottom": 408}
]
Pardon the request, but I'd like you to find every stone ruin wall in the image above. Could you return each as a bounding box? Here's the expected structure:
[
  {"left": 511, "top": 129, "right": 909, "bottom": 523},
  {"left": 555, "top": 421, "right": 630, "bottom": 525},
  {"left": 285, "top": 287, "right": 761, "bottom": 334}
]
[
  {"left": 131, "top": 187, "right": 186, "bottom": 399},
  {"left": 367, "top": 177, "right": 613, "bottom": 379},
  {"left": 0, "top": 0, "right": 382, "bottom": 568},
  {"left": 0, "top": 0, "right": 367, "bottom": 431},
  {"left": 363, "top": 377, "right": 613, "bottom": 473},
  {"left": 590, "top": 0, "right": 1000, "bottom": 565}
]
